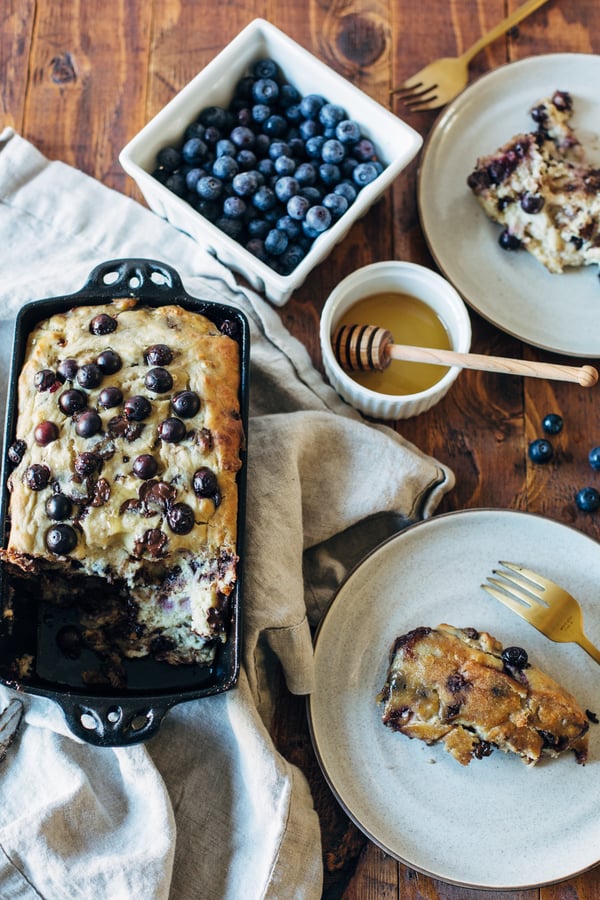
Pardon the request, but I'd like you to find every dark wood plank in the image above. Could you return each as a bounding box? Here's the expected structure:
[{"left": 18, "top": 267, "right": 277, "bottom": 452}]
[{"left": 1, "top": 0, "right": 36, "bottom": 133}]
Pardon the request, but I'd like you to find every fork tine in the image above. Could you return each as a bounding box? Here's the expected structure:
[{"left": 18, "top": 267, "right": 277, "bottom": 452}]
[
  {"left": 481, "top": 583, "right": 533, "bottom": 619},
  {"left": 404, "top": 94, "right": 442, "bottom": 113},
  {"left": 484, "top": 575, "right": 539, "bottom": 608},
  {"left": 498, "top": 561, "right": 552, "bottom": 593}
]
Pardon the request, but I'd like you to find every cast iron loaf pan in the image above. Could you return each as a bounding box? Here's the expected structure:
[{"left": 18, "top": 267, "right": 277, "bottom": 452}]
[{"left": 0, "top": 258, "right": 250, "bottom": 747}]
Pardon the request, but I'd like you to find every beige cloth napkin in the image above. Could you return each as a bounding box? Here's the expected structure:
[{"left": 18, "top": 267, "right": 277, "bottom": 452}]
[{"left": 0, "top": 128, "right": 454, "bottom": 899}]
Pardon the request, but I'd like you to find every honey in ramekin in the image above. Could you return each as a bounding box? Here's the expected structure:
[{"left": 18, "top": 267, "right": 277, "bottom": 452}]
[{"left": 336, "top": 291, "right": 451, "bottom": 395}]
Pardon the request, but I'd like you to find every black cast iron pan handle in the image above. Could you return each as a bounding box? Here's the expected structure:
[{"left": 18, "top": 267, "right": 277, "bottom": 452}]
[
  {"left": 81, "top": 258, "right": 185, "bottom": 299},
  {"left": 58, "top": 694, "right": 173, "bottom": 747}
]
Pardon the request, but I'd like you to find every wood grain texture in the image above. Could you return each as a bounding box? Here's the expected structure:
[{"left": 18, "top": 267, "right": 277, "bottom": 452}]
[{"left": 2, "top": 1, "right": 600, "bottom": 897}]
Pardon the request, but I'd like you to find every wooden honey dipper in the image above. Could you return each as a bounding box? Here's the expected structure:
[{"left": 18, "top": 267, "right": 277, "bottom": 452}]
[{"left": 334, "top": 323, "right": 599, "bottom": 388}]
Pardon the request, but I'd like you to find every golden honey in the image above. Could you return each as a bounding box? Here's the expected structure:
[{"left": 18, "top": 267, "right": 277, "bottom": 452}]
[{"left": 337, "top": 291, "right": 452, "bottom": 395}]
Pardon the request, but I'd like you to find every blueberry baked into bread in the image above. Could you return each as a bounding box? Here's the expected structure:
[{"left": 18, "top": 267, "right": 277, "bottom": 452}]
[
  {"left": 378, "top": 624, "right": 590, "bottom": 766},
  {"left": 467, "top": 90, "right": 600, "bottom": 275},
  {"left": 0, "top": 299, "right": 244, "bottom": 683}
]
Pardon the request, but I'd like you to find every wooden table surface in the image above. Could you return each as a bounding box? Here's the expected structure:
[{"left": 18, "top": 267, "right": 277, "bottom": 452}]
[{"left": 3, "top": 1, "right": 600, "bottom": 898}]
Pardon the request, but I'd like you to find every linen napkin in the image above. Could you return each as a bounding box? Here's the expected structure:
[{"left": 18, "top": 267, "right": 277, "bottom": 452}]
[{"left": 0, "top": 128, "right": 454, "bottom": 900}]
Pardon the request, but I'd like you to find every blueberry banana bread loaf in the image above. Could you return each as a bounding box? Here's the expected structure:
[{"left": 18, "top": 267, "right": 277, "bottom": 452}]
[
  {"left": 378, "top": 624, "right": 590, "bottom": 766},
  {"left": 467, "top": 90, "right": 600, "bottom": 275},
  {"left": 1, "top": 299, "right": 244, "bottom": 680}
]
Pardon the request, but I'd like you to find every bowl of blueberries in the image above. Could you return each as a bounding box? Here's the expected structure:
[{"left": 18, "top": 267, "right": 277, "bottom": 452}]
[{"left": 119, "top": 18, "right": 422, "bottom": 305}]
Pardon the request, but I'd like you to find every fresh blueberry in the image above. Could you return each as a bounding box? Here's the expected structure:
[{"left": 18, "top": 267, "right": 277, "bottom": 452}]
[
  {"left": 336, "top": 119, "right": 361, "bottom": 144},
  {"left": 353, "top": 161, "right": 379, "bottom": 186},
  {"left": 274, "top": 176, "right": 300, "bottom": 203},
  {"left": 252, "top": 58, "right": 279, "bottom": 80},
  {"left": 334, "top": 181, "right": 357, "bottom": 203},
  {"left": 265, "top": 228, "right": 288, "bottom": 256},
  {"left": 263, "top": 114, "right": 287, "bottom": 138},
  {"left": 575, "top": 486, "right": 600, "bottom": 512},
  {"left": 321, "top": 139, "right": 345, "bottom": 165},
  {"left": 182, "top": 137, "right": 207, "bottom": 165},
  {"left": 319, "top": 103, "right": 346, "bottom": 129},
  {"left": 351, "top": 137, "right": 375, "bottom": 160},
  {"left": 236, "top": 149, "right": 257, "bottom": 171},
  {"left": 252, "top": 77, "right": 279, "bottom": 105},
  {"left": 230, "top": 125, "right": 255, "bottom": 149},
  {"left": 295, "top": 162, "right": 317, "bottom": 186},
  {"left": 287, "top": 195, "right": 310, "bottom": 220},
  {"left": 196, "top": 176, "right": 222, "bottom": 201},
  {"left": 223, "top": 196, "right": 247, "bottom": 219},
  {"left": 323, "top": 192, "right": 349, "bottom": 218},
  {"left": 279, "top": 83, "right": 301, "bottom": 108},
  {"left": 318, "top": 163, "right": 341, "bottom": 187},
  {"left": 274, "top": 155, "right": 296, "bottom": 177},
  {"left": 165, "top": 173, "right": 187, "bottom": 198},
  {"left": 542, "top": 413, "right": 563, "bottom": 435},
  {"left": 305, "top": 205, "right": 332, "bottom": 234},
  {"left": 528, "top": 438, "right": 553, "bottom": 463},
  {"left": 299, "top": 94, "right": 327, "bottom": 120},
  {"left": 212, "top": 156, "right": 238, "bottom": 181},
  {"left": 589, "top": 446, "right": 600, "bottom": 470},
  {"left": 156, "top": 146, "right": 181, "bottom": 172},
  {"left": 252, "top": 185, "right": 277, "bottom": 212},
  {"left": 232, "top": 171, "right": 260, "bottom": 197}
]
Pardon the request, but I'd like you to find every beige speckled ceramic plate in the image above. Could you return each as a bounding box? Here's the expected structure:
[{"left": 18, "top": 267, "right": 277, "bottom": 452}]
[
  {"left": 418, "top": 54, "right": 600, "bottom": 358},
  {"left": 308, "top": 509, "right": 600, "bottom": 889}
]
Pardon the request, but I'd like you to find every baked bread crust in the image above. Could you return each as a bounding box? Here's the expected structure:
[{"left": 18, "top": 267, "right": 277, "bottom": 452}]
[
  {"left": 378, "top": 624, "right": 589, "bottom": 766},
  {"left": 1, "top": 299, "right": 244, "bottom": 677},
  {"left": 467, "top": 90, "right": 600, "bottom": 274}
]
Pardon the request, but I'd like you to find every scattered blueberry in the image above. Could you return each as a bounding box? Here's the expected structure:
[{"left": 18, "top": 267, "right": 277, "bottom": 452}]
[
  {"left": 542, "top": 413, "right": 563, "bottom": 435},
  {"left": 501, "top": 646, "right": 529, "bottom": 670},
  {"left": 575, "top": 486, "right": 600, "bottom": 512},
  {"left": 589, "top": 446, "right": 600, "bottom": 470},
  {"left": 528, "top": 438, "right": 553, "bottom": 464},
  {"left": 499, "top": 229, "right": 522, "bottom": 251}
]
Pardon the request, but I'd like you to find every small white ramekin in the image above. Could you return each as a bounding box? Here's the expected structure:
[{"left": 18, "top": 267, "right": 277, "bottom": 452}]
[
  {"left": 119, "top": 19, "right": 422, "bottom": 307},
  {"left": 320, "top": 261, "right": 472, "bottom": 419}
]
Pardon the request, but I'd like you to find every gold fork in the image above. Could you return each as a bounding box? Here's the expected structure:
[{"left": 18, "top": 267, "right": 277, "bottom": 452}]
[
  {"left": 391, "top": 0, "right": 550, "bottom": 112},
  {"left": 482, "top": 561, "right": 600, "bottom": 665}
]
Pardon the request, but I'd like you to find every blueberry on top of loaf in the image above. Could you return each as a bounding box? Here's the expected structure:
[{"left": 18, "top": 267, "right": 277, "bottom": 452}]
[
  {"left": 467, "top": 90, "right": 600, "bottom": 275},
  {"left": 378, "top": 624, "right": 589, "bottom": 766},
  {"left": 1, "top": 299, "right": 244, "bottom": 676}
]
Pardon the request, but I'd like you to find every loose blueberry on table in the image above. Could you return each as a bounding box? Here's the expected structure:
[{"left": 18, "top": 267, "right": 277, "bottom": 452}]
[
  {"left": 151, "top": 57, "right": 386, "bottom": 275},
  {"left": 575, "top": 486, "right": 600, "bottom": 512},
  {"left": 528, "top": 438, "right": 553, "bottom": 464},
  {"left": 542, "top": 413, "right": 563, "bottom": 435}
]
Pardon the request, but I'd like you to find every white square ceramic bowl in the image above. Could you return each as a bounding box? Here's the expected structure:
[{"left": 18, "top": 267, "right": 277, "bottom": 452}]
[{"left": 119, "top": 18, "right": 423, "bottom": 306}]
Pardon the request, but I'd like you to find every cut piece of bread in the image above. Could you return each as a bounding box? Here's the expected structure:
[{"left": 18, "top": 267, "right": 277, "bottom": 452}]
[{"left": 378, "top": 624, "right": 590, "bottom": 766}]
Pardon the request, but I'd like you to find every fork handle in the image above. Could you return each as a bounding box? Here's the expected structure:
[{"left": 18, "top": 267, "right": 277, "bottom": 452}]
[
  {"left": 579, "top": 634, "right": 600, "bottom": 665},
  {"left": 461, "top": 0, "right": 550, "bottom": 64}
]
